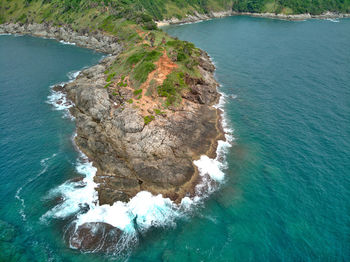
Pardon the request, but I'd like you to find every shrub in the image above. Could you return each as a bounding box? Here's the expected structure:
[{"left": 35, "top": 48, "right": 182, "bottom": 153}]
[
  {"left": 157, "top": 71, "right": 186, "bottom": 106},
  {"left": 133, "top": 89, "right": 143, "bottom": 95},
  {"left": 104, "top": 82, "right": 112, "bottom": 88},
  {"left": 106, "top": 72, "right": 116, "bottom": 82},
  {"left": 144, "top": 115, "right": 155, "bottom": 125}
]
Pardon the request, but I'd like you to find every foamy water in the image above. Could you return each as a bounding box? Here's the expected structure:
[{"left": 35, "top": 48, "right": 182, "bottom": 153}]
[
  {"left": 326, "top": 18, "right": 340, "bottom": 22},
  {"left": 60, "top": 40, "right": 76, "bottom": 45},
  {"left": 46, "top": 71, "right": 80, "bottom": 119}
]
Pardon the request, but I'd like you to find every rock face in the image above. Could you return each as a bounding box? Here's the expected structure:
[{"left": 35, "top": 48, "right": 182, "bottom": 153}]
[{"left": 64, "top": 51, "right": 223, "bottom": 205}]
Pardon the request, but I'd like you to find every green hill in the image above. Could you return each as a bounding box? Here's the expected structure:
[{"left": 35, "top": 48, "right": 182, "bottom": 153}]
[{"left": 1, "top": 0, "right": 350, "bottom": 26}]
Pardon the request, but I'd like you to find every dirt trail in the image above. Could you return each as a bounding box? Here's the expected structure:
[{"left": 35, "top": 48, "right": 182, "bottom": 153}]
[{"left": 136, "top": 51, "right": 178, "bottom": 115}]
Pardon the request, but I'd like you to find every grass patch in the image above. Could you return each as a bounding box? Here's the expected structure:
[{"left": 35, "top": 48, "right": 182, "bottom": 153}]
[
  {"left": 133, "top": 62, "right": 156, "bottom": 84},
  {"left": 154, "top": 109, "right": 165, "bottom": 115}
]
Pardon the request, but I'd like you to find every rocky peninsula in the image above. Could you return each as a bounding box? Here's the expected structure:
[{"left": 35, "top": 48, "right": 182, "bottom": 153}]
[{"left": 0, "top": 23, "right": 224, "bottom": 207}]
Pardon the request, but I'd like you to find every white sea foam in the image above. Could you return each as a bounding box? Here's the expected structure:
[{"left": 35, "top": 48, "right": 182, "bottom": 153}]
[
  {"left": 42, "top": 152, "right": 180, "bottom": 234},
  {"left": 41, "top": 155, "right": 97, "bottom": 221},
  {"left": 75, "top": 191, "right": 180, "bottom": 233},
  {"left": 194, "top": 155, "right": 225, "bottom": 181},
  {"left": 46, "top": 70, "right": 81, "bottom": 119},
  {"left": 67, "top": 71, "right": 80, "bottom": 80},
  {"left": 60, "top": 40, "right": 76, "bottom": 45},
  {"left": 326, "top": 18, "right": 340, "bottom": 23}
]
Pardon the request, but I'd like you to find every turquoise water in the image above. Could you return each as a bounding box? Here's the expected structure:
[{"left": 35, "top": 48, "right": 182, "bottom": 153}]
[
  {"left": 1, "top": 16, "right": 350, "bottom": 261},
  {"left": 0, "top": 35, "right": 104, "bottom": 261}
]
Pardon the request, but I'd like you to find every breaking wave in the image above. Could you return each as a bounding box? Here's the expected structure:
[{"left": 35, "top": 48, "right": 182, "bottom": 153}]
[
  {"left": 46, "top": 70, "right": 80, "bottom": 119},
  {"left": 326, "top": 18, "right": 340, "bottom": 23},
  {"left": 60, "top": 40, "right": 76, "bottom": 45}
]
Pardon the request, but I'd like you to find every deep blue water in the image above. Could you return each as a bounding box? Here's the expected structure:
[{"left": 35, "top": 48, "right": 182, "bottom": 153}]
[{"left": 1, "top": 16, "right": 350, "bottom": 261}]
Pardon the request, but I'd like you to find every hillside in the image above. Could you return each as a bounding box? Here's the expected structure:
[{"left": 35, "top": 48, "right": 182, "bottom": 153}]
[{"left": 1, "top": 0, "right": 350, "bottom": 27}]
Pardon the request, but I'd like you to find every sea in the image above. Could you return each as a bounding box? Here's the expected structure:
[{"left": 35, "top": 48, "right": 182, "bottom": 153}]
[{"left": 0, "top": 16, "right": 349, "bottom": 261}]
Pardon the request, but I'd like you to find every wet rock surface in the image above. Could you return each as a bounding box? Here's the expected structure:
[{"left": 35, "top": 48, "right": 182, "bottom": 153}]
[{"left": 68, "top": 222, "right": 124, "bottom": 252}]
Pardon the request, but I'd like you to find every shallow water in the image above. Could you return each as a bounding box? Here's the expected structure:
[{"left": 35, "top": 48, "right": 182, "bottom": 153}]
[{"left": 1, "top": 16, "right": 350, "bottom": 261}]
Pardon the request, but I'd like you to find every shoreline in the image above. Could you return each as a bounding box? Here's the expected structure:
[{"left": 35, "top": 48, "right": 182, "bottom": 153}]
[
  {"left": 156, "top": 11, "right": 350, "bottom": 26},
  {"left": 0, "top": 23, "right": 122, "bottom": 54}
]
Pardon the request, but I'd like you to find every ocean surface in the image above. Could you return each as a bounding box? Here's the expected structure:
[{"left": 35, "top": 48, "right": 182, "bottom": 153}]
[{"left": 1, "top": 16, "right": 350, "bottom": 261}]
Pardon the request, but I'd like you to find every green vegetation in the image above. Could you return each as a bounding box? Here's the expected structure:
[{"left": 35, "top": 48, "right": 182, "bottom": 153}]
[
  {"left": 154, "top": 108, "right": 165, "bottom": 115},
  {"left": 104, "top": 82, "right": 112, "bottom": 89},
  {"left": 144, "top": 115, "right": 155, "bottom": 125},
  {"left": 133, "top": 89, "right": 143, "bottom": 96},
  {"left": 232, "top": 0, "right": 350, "bottom": 15},
  {"left": 127, "top": 99, "right": 133, "bottom": 104},
  {"left": 133, "top": 62, "right": 156, "bottom": 84},
  {"left": 117, "top": 76, "right": 127, "bottom": 87},
  {"left": 158, "top": 71, "right": 187, "bottom": 107},
  {"left": 106, "top": 72, "right": 116, "bottom": 82}
]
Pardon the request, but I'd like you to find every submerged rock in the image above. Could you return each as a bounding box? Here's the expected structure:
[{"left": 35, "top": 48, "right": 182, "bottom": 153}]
[{"left": 68, "top": 222, "right": 124, "bottom": 252}]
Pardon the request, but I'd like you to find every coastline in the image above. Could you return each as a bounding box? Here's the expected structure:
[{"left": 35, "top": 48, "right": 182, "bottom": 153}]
[
  {"left": 0, "top": 22, "right": 228, "bottom": 252},
  {"left": 156, "top": 11, "right": 350, "bottom": 26},
  {"left": 0, "top": 23, "right": 122, "bottom": 54}
]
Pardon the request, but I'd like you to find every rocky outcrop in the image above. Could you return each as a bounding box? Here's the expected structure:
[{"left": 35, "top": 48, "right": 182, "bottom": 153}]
[
  {"left": 0, "top": 23, "right": 223, "bottom": 205},
  {"left": 0, "top": 23, "right": 224, "bottom": 251},
  {"left": 0, "top": 23, "right": 122, "bottom": 54},
  {"left": 63, "top": 51, "right": 223, "bottom": 205},
  {"left": 156, "top": 10, "right": 350, "bottom": 26}
]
